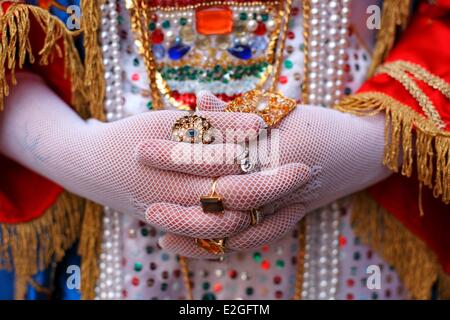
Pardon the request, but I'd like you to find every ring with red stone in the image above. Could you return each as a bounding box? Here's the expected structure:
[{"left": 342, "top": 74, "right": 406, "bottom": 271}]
[
  {"left": 195, "top": 238, "right": 226, "bottom": 256},
  {"left": 171, "top": 114, "right": 214, "bottom": 144}
]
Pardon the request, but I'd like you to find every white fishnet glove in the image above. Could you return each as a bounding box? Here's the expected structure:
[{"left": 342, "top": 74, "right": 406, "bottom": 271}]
[
  {"left": 138, "top": 91, "right": 392, "bottom": 257},
  {"left": 0, "top": 73, "right": 311, "bottom": 226}
]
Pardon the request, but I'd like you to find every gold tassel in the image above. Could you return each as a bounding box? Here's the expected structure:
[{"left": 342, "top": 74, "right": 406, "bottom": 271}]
[
  {"left": 0, "top": 192, "right": 83, "bottom": 300},
  {"left": 367, "top": 0, "right": 411, "bottom": 77},
  {"left": 351, "top": 192, "right": 450, "bottom": 299},
  {"left": 0, "top": 3, "right": 86, "bottom": 114},
  {"left": 80, "top": 0, "right": 105, "bottom": 121},
  {"left": 77, "top": 200, "right": 103, "bottom": 300},
  {"left": 335, "top": 92, "right": 450, "bottom": 204}
]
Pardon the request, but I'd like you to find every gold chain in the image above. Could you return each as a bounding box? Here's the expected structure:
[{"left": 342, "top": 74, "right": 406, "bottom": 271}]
[
  {"left": 270, "top": 0, "right": 293, "bottom": 92},
  {"left": 293, "top": 219, "right": 306, "bottom": 300},
  {"left": 301, "top": 0, "right": 310, "bottom": 103},
  {"left": 129, "top": 0, "right": 163, "bottom": 109}
]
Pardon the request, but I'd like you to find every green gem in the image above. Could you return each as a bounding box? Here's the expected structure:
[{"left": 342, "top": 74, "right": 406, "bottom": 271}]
[
  {"left": 202, "top": 293, "right": 216, "bottom": 300},
  {"left": 253, "top": 252, "right": 262, "bottom": 262},
  {"left": 133, "top": 58, "right": 140, "bottom": 66},
  {"left": 149, "top": 22, "right": 156, "bottom": 31},
  {"left": 161, "top": 283, "right": 168, "bottom": 291},
  {"left": 162, "top": 20, "right": 170, "bottom": 29},
  {"left": 147, "top": 101, "right": 153, "bottom": 110},
  {"left": 261, "top": 13, "right": 269, "bottom": 21},
  {"left": 202, "top": 282, "right": 210, "bottom": 290},
  {"left": 284, "top": 60, "right": 293, "bottom": 69},
  {"left": 276, "top": 260, "right": 285, "bottom": 269},
  {"left": 246, "top": 287, "right": 254, "bottom": 296},
  {"left": 300, "top": 43, "right": 305, "bottom": 52},
  {"left": 141, "top": 228, "right": 149, "bottom": 236},
  {"left": 134, "top": 262, "right": 143, "bottom": 272},
  {"left": 180, "top": 17, "right": 187, "bottom": 26},
  {"left": 239, "top": 12, "right": 248, "bottom": 21}
]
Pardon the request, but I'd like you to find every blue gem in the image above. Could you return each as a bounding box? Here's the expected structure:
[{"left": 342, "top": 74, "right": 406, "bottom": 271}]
[
  {"left": 168, "top": 43, "right": 191, "bottom": 60},
  {"left": 187, "top": 129, "right": 197, "bottom": 138},
  {"left": 152, "top": 45, "right": 165, "bottom": 59},
  {"left": 228, "top": 44, "right": 252, "bottom": 60}
]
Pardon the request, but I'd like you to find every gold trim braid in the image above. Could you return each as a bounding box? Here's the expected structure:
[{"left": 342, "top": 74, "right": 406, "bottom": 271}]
[
  {"left": 335, "top": 92, "right": 450, "bottom": 204},
  {"left": 351, "top": 193, "right": 450, "bottom": 299},
  {"left": 367, "top": 0, "right": 411, "bottom": 77}
]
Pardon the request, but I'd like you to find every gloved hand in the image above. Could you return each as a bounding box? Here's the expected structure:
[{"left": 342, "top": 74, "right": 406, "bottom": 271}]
[
  {"left": 0, "top": 73, "right": 311, "bottom": 234},
  {"left": 137, "top": 91, "right": 391, "bottom": 258}
]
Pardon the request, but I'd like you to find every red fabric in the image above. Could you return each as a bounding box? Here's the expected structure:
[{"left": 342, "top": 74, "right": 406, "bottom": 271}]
[
  {"left": 360, "top": 1, "right": 450, "bottom": 275},
  {"left": 358, "top": 1, "right": 450, "bottom": 130},
  {"left": 0, "top": 1, "right": 74, "bottom": 224}
]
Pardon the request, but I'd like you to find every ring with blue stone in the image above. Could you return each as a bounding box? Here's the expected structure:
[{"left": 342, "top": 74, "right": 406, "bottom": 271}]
[{"left": 171, "top": 114, "right": 214, "bottom": 144}]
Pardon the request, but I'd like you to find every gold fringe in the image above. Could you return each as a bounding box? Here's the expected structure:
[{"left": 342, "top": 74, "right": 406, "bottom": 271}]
[
  {"left": 77, "top": 200, "right": 103, "bottom": 300},
  {"left": 80, "top": 0, "right": 105, "bottom": 121},
  {"left": 367, "top": 0, "right": 411, "bottom": 77},
  {"left": 0, "top": 192, "right": 83, "bottom": 299},
  {"left": 0, "top": 3, "right": 86, "bottom": 114},
  {"left": 351, "top": 193, "right": 450, "bottom": 299},
  {"left": 335, "top": 92, "right": 450, "bottom": 204}
]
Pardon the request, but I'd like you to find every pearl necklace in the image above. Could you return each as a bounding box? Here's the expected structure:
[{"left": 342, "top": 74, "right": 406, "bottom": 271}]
[
  {"left": 301, "top": 0, "right": 351, "bottom": 300},
  {"left": 96, "top": 0, "right": 125, "bottom": 300}
]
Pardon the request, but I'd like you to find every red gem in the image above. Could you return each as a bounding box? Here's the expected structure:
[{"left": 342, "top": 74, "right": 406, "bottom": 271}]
[
  {"left": 346, "top": 293, "right": 354, "bottom": 300},
  {"left": 339, "top": 235, "right": 347, "bottom": 247},
  {"left": 279, "top": 75, "right": 288, "bottom": 84},
  {"left": 275, "top": 291, "right": 283, "bottom": 299},
  {"left": 254, "top": 22, "right": 267, "bottom": 36},
  {"left": 292, "top": 7, "right": 299, "bottom": 15},
  {"left": 262, "top": 245, "right": 270, "bottom": 252},
  {"left": 132, "top": 277, "right": 140, "bottom": 286},
  {"left": 131, "top": 73, "right": 140, "bottom": 81},
  {"left": 228, "top": 270, "right": 237, "bottom": 279},
  {"left": 261, "top": 260, "right": 270, "bottom": 270},
  {"left": 213, "top": 283, "right": 223, "bottom": 293},
  {"left": 273, "top": 276, "right": 282, "bottom": 285},
  {"left": 287, "top": 31, "right": 295, "bottom": 39},
  {"left": 151, "top": 29, "right": 164, "bottom": 44},
  {"left": 347, "top": 279, "right": 355, "bottom": 287}
]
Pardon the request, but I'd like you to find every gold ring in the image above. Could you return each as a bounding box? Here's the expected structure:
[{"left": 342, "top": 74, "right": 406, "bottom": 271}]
[
  {"left": 171, "top": 114, "right": 214, "bottom": 144},
  {"left": 200, "top": 177, "right": 224, "bottom": 213},
  {"left": 195, "top": 238, "right": 226, "bottom": 255},
  {"left": 250, "top": 208, "right": 263, "bottom": 226}
]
